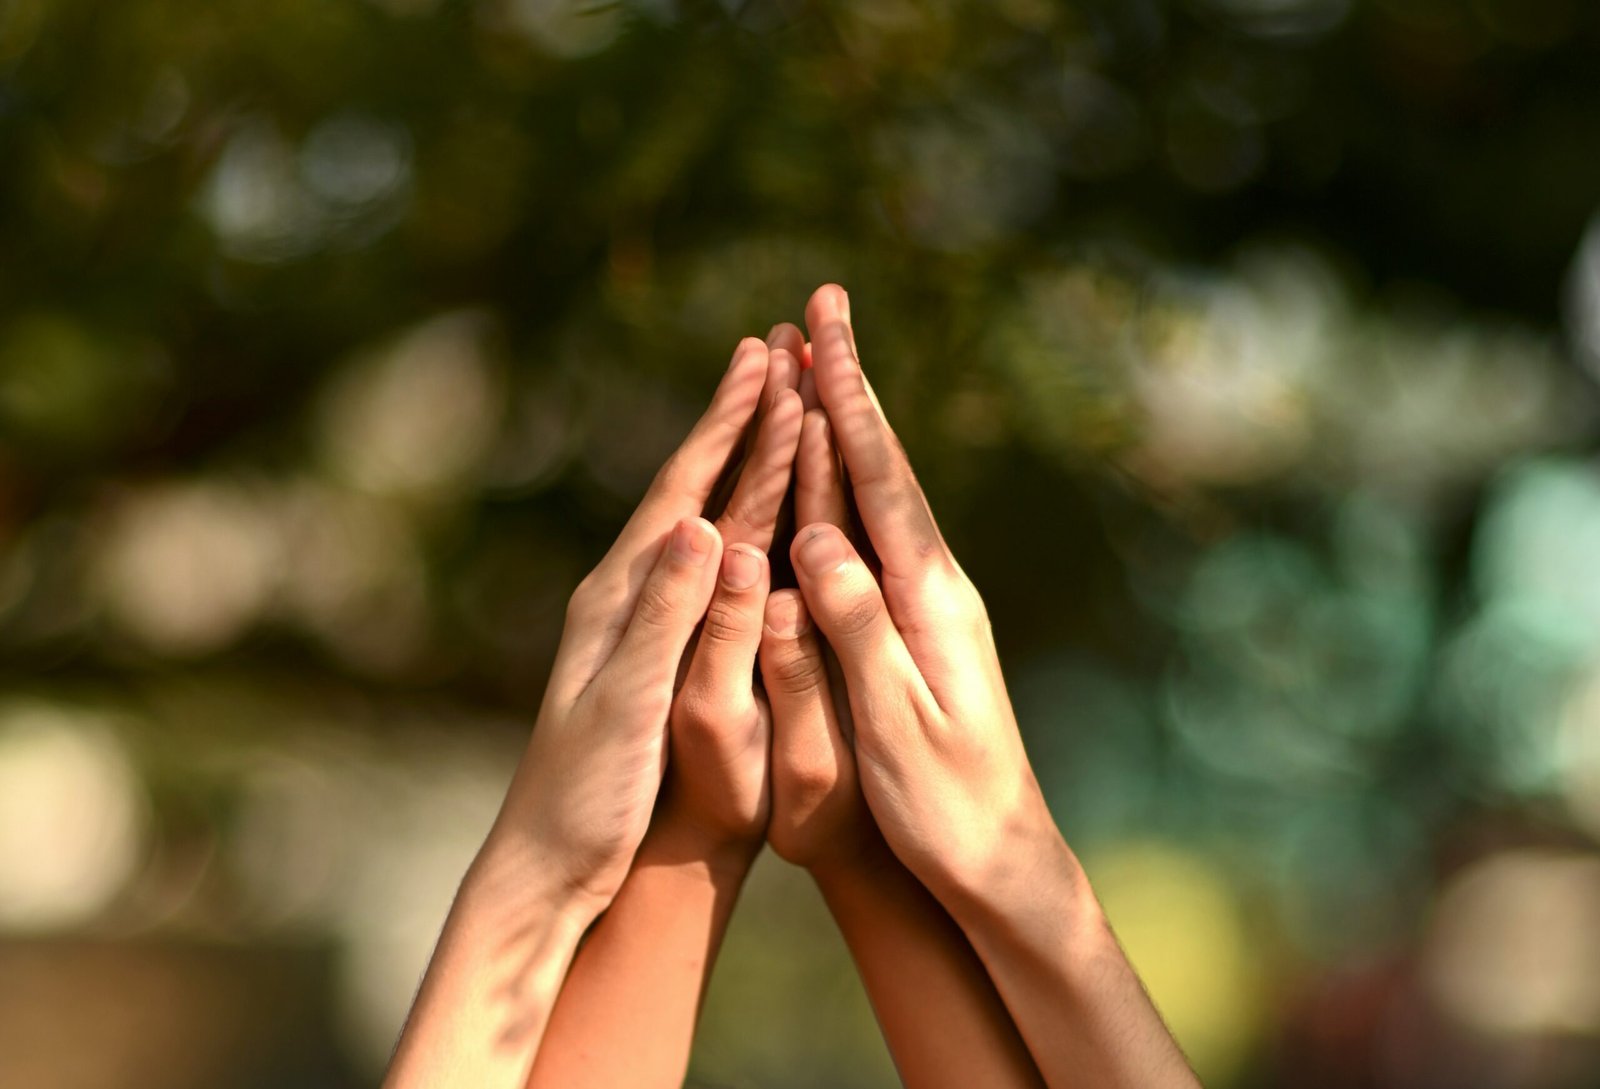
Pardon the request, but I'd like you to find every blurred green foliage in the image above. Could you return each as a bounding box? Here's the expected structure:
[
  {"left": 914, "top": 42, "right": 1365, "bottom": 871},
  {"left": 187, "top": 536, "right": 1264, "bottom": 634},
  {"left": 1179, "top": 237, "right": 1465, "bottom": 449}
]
[{"left": 4, "top": 1, "right": 1600, "bottom": 1087}]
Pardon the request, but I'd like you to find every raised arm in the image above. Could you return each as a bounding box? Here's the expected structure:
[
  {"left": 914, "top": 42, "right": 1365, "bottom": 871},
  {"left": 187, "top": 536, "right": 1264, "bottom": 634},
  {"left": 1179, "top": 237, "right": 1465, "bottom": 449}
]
[
  {"left": 789, "top": 285, "right": 1202, "bottom": 1089},
  {"left": 384, "top": 340, "right": 773, "bottom": 1089},
  {"left": 523, "top": 342, "right": 804, "bottom": 1088},
  {"left": 758, "top": 346, "right": 1045, "bottom": 1088}
]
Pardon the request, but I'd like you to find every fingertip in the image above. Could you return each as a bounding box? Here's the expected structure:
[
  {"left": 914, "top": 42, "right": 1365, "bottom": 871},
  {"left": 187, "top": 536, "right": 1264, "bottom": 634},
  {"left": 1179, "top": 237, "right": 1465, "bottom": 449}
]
[
  {"left": 612, "top": 515, "right": 724, "bottom": 668},
  {"left": 766, "top": 322, "right": 805, "bottom": 355},
  {"left": 764, "top": 589, "right": 811, "bottom": 638},
  {"left": 808, "top": 322, "right": 860, "bottom": 400},
  {"left": 672, "top": 516, "right": 720, "bottom": 566},
  {"left": 716, "top": 341, "right": 768, "bottom": 409},
  {"left": 792, "top": 522, "right": 853, "bottom": 578},
  {"left": 720, "top": 544, "right": 767, "bottom": 592},
  {"left": 724, "top": 337, "right": 764, "bottom": 376},
  {"left": 805, "top": 283, "right": 850, "bottom": 330},
  {"left": 771, "top": 386, "right": 804, "bottom": 423}
]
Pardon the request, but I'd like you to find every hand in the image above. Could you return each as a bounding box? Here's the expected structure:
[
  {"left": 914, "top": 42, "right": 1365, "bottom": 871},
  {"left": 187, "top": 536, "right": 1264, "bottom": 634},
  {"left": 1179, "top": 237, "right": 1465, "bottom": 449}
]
[
  {"left": 388, "top": 341, "right": 796, "bottom": 1089},
  {"left": 489, "top": 338, "right": 789, "bottom": 908},
  {"left": 656, "top": 343, "right": 805, "bottom": 856},
  {"left": 780, "top": 286, "right": 1199, "bottom": 1089},
  {"left": 760, "top": 390, "right": 882, "bottom": 874},
  {"left": 761, "top": 356, "right": 1049, "bottom": 1089},
  {"left": 518, "top": 345, "right": 804, "bottom": 1089},
  {"left": 786, "top": 285, "right": 1066, "bottom": 912}
]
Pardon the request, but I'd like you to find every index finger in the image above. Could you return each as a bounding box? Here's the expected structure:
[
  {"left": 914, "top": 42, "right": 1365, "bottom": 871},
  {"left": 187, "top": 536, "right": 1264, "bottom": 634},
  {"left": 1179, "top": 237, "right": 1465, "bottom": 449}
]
[
  {"left": 803, "top": 285, "right": 950, "bottom": 583},
  {"left": 601, "top": 338, "right": 769, "bottom": 575}
]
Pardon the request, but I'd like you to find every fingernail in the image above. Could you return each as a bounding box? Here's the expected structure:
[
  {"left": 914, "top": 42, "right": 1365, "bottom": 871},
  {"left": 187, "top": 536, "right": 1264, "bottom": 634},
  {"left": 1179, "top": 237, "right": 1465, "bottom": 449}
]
[
  {"left": 672, "top": 519, "right": 713, "bottom": 564},
  {"left": 819, "top": 285, "right": 847, "bottom": 321},
  {"left": 766, "top": 323, "right": 785, "bottom": 346},
  {"left": 722, "top": 547, "right": 763, "bottom": 591},
  {"left": 767, "top": 593, "right": 810, "bottom": 637},
  {"left": 796, "top": 526, "right": 849, "bottom": 575}
]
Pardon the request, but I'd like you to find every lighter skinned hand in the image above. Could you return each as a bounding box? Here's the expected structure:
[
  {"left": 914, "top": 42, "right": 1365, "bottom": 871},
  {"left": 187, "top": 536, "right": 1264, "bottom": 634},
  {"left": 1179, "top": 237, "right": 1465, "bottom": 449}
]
[
  {"left": 786, "top": 285, "right": 1064, "bottom": 911},
  {"left": 488, "top": 338, "right": 799, "bottom": 907}
]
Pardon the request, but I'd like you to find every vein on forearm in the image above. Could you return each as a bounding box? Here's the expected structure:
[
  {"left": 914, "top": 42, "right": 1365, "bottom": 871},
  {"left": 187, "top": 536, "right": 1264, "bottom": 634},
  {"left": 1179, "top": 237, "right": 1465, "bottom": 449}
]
[
  {"left": 385, "top": 845, "right": 597, "bottom": 1089},
  {"left": 951, "top": 850, "right": 1203, "bottom": 1089}
]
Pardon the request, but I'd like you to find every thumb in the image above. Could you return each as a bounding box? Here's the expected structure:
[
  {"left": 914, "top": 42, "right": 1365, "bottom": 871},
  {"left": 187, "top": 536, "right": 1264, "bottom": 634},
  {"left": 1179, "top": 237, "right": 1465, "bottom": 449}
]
[
  {"left": 599, "top": 517, "right": 722, "bottom": 697},
  {"left": 790, "top": 523, "right": 923, "bottom": 702}
]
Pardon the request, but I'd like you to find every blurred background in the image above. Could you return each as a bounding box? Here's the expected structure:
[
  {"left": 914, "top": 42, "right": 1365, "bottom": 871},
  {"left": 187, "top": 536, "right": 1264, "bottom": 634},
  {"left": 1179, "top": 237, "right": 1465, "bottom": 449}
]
[{"left": 3, "top": 0, "right": 1600, "bottom": 1086}]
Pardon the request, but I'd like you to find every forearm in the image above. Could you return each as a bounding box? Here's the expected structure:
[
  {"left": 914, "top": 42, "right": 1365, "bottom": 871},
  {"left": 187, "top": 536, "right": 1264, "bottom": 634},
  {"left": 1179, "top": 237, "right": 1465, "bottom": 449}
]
[
  {"left": 384, "top": 835, "right": 598, "bottom": 1089},
  {"left": 524, "top": 819, "right": 757, "bottom": 1089},
  {"left": 947, "top": 829, "right": 1201, "bottom": 1089},
  {"left": 814, "top": 841, "right": 1044, "bottom": 1089}
]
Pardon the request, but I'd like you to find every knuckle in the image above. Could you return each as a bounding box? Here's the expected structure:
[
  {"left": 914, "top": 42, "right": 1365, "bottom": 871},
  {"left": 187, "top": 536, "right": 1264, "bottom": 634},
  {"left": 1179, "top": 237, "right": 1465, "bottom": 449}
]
[
  {"left": 565, "top": 574, "right": 601, "bottom": 625},
  {"left": 701, "top": 595, "right": 755, "bottom": 645},
  {"left": 830, "top": 591, "right": 882, "bottom": 641},
  {"left": 778, "top": 753, "right": 838, "bottom": 801},
  {"left": 909, "top": 525, "right": 948, "bottom": 563},
  {"left": 631, "top": 579, "right": 681, "bottom": 632},
  {"left": 967, "top": 589, "right": 992, "bottom": 632},
  {"left": 767, "top": 643, "right": 825, "bottom": 694},
  {"left": 718, "top": 500, "right": 756, "bottom": 535},
  {"left": 651, "top": 452, "right": 685, "bottom": 494},
  {"left": 589, "top": 676, "right": 668, "bottom": 725},
  {"left": 567, "top": 584, "right": 630, "bottom": 639},
  {"left": 951, "top": 576, "right": 992, "bottom": 630},
  {"left": 925, "top": 714, "right": 982, "bottom": 763},
  {"left": 717, "top": 503, "right": 772, "bottom": 549},
  {"left": 914, "top": 567, "right": 985, "bottom": 626},
  {"left": 673, "top": 688, "right": 722, "bottom": 737}
]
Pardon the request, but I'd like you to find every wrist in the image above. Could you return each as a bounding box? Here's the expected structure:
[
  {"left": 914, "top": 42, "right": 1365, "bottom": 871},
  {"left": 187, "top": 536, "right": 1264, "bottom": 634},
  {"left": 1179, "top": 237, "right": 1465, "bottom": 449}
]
[
  {"left": 807, "top": 827, "right": 898, "bottom": 893},
  {"left": 639, "top": 811, "right": 763, "bottom": 883},
  {"left": 946, "top": 818, "right": 1110, "bottom": 956},
  {"left": 468, "top": 826, "right": 612, "bottom": 934},
  {"left": 943, "top": 807, "right": 1089, "bottom": 925},
  {"left": 385, "top": 832, "right": 598, "bottom": 1087}
]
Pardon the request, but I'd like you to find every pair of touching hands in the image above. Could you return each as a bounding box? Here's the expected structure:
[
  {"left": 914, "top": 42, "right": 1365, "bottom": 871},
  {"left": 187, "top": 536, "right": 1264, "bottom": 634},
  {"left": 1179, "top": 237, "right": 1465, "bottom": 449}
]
[
  {"left": 387, "top": 285, "right": 1199, "bottom": 1089},
  {"left": 513, "top": 283, "right": 1046, "bottom": 914}
]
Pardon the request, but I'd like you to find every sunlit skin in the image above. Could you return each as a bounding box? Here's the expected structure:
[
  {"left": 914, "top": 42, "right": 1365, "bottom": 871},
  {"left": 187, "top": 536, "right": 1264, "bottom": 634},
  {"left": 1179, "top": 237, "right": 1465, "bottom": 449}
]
[
  {"left": 761, "top": 316, "right": 1046, "bottom": 1088},
  {"left": 384, "top": 338, "right": 779, "bottom": 1089},
  {"left": 385, "top": 286, "right": 1200, "bottom": 1089},
  {"left": 789, "top": 285, "right": 1201, "bottom": 1089},
  {"left": 527, "top": 326, "right": 1045, "bottom": 1089},
  {"left": 523, "top": 340, "right": 802, "bottom": 1088}
]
